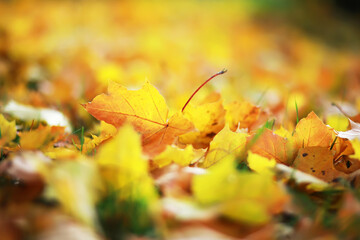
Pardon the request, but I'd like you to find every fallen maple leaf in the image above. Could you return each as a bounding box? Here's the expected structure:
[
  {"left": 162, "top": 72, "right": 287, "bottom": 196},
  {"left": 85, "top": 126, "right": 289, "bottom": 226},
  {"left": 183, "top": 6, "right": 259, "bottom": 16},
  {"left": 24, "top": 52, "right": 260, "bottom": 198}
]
[
  {"left": 332, "top": 137, "right": 354, "bottom": 162},
  {"left": 292, "top": 147, "right": 346, "bottom": 182},
  {"left": 0, "top": 114, "right": 17, "bottom": 146},
  {"left": 153, "top": 145, "right": 196, "bottom": 168},
  {"left": 179, "top": 92, "right": 226, "bottom": 149},
  {"left": 193, "top": 157, "right": 288, "bottom": 225},
  {"left": 293, "top": 111, "right": 334, "bottom": 149},
  {"left": 20, "top": 127, "right": 51, "bottom": 150},
  {"left": 247, "top": 151, "right": 276, "bottom": 177},
  {"left": 334, "top": 139, "right": 360, "bottom": 174},
  {"left": 40, "top": 158, "right": 101, "bottom": 228},
  {"left": 20, "top": 125, "right": 66, "bottom": 150},
  {"left": 334, "top": 155, "right": 360, "bottom": 174},
  {"left": 250, "top": 128, "right": 289, "bottom": 164},
  {"left": 96, "top": 124, "right": 157, "bottom": 201},
  {"left": 225, "top": 100, "right": 261, "bottom": 132},
  {"left": 83, "top": 81, "right": 194, "bottom": 156},
  {"left": 200, "top": 125, "right": 247, "bottom": 168},
  {"left": 77, "top": 121, "right": 117, "bottom": 154}
]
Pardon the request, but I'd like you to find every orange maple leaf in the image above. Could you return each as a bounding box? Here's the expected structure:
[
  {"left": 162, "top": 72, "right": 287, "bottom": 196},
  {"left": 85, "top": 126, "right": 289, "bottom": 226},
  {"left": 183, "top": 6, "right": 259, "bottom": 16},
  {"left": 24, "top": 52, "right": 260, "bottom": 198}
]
[
  {"left": 335, "top": 155, "right": 360, "bottom": 174},
  {"left": 292, "top": 147, "right": 346, "bottom": 182},
  {"left": 83, "top": 81, "right": 194, "bottom": 156},
  {"left": 293, "top": 111, "right": 334, "bottom": 149},
  {"left": 225, "top": 100, "right": 262, "bottom": 132},
  {"left": 250, "top": 128, "right": 289, "bottom": 164}
]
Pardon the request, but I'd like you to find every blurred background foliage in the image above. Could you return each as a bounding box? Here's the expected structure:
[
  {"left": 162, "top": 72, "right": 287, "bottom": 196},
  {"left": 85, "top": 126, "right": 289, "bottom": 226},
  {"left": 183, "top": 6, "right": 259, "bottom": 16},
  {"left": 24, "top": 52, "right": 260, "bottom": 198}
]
[{"left": 0, "top": 0, "right": 359, "bottom": 132}]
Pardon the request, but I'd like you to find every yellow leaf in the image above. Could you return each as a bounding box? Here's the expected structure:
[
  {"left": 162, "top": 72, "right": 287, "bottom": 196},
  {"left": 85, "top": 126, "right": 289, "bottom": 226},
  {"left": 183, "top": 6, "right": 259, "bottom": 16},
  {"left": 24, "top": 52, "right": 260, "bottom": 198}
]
[
  {"left": 20, "top": 125, "right": 65, "bottom": 150},
  {"left": 96, "top": 124, "right": 157, "bottom": 201},
  {"left": 79, "top": 121, "right": 117, "bottom": 153},
  {"left": 153, "top": 145, "right": 196, "bottom": 168},
  {"left": 221, "top": 199, "right": 270, "bottom": 225},
  {"left": 222, "top": 172, "right": 287, "bottom": 225},
  {"left": 200, "top": 125, "right": 247, "bottom": 168},
  {"left": 100, "top": 120, "right": 117, "bottom": 136},
  {"left": 326, "top": 115, "right": 349, "bottom": 132},
  {"left": 45, "top": 147, "right": 79, "bottom": 160},
  {"left": 0, "top": 114, "right": 16, "bottom": 146},
  {"left": 21, "top": 127, "right": 51, "bottom": 150},
  {"left": 274, "top": 126, "right": 292, "bottom": 139},
  {"left": 193, "top": 155, "right": 238, "bottom": 205},
  {"left": 42, "top": 158, "right": 101, "bottom": 228},
  {"left": 247, "top": 151, "right": 276, "bottom": 176},
  {"left": 350, "top": 140, "right": 360, "bottom": 160},
  {"left": 193, "top": 157, "right": 287, "bottom": 225},
  {"left": 179, "top": 93, "right": 225, "bottom": 149}
]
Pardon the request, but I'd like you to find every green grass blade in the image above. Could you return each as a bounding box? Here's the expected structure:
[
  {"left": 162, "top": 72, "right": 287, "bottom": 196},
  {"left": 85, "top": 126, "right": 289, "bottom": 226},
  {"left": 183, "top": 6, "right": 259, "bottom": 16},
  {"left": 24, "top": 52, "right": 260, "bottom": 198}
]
[{"left": 295, "top": 99, "right": 299, "bottom": 125}]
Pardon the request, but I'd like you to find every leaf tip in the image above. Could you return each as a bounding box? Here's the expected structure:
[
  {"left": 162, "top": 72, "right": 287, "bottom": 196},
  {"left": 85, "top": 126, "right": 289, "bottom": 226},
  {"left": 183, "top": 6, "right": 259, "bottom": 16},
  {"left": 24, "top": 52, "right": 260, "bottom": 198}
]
[{"left": 80, "top": 102, "right": 89, "bottom": 109}]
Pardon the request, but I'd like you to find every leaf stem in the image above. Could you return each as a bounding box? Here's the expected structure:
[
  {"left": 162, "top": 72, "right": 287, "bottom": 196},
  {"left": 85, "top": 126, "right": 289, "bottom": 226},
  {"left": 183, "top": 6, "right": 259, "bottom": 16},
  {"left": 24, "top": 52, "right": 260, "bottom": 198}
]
[
  {"left": 331, "top": 102, "right": 351, "bottom": 118},
  {"left": 181, "top": 69, "right": 227, "bottom": 112}
]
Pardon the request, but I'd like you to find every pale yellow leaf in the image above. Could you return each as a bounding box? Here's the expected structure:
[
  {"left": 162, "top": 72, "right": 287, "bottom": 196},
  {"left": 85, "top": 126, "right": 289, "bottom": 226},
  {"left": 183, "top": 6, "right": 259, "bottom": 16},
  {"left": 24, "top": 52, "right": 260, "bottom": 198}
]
[
  {"left": 0, "top": 114, "right": 17, "bottom": 145},
  {"left": 153, "top": 145, "right": 196, "bottom": 168},
  {"left": 247, "top": 151, "right": 276, "bottom": 176},
  {"left": 200, "top": 125, "right": 247, "bottom": 168}
]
